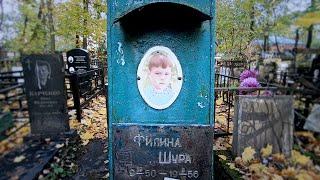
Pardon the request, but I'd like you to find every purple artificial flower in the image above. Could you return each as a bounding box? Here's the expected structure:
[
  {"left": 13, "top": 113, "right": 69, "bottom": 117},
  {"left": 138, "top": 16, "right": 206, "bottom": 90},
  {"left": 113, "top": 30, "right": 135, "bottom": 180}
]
[
  {"left": 239, "top": 77, "right": 260, "bottom": 95},
  {"left": 240, "top": 70, "right": 258, "bottom": 82},
  {"left": 240, "top": 77, "right": 260, "bottom": 88}
]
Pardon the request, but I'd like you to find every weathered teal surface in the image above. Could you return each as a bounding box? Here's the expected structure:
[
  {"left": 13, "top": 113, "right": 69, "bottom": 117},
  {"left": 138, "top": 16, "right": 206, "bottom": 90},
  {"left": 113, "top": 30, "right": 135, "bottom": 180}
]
[
  {"left": 107, "top": 4, "right": 214, "bottom": 124},
  {"left": 110, "top": 28, "right": 212, "bottom": 123},
  {"left": 107, "top": 0, "right": 216, "bottom": 179}
]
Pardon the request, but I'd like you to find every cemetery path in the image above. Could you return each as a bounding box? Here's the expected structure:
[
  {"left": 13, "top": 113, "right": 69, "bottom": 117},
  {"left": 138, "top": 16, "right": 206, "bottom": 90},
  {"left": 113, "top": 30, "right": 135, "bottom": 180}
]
[
  {"left": 70, "top": 96, "right": 108, "bottom": 179},
  {"left": 69, "top": 96, "right": 107, "bottom": 146},
  {"left": 73, "top": 139, "right": 108, "bottom": 179}
]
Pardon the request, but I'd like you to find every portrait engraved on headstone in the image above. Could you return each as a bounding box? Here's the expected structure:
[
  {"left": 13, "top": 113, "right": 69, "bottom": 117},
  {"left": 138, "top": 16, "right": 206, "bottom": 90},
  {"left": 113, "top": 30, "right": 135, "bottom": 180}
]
[
  {"left": 69, "top": 67, "right": 75, "bottom": 73},
  {"left": 232, "top": 96, "right": 294, "bottom": 156},
  {"left": 137, "top": 46, "right": 183, "bottom": 110},
  {"left": 68, "top": 56, "right": 74, "bottom": 63},
  {"left": 35, "top": 60, "right": 51, "bottom": 90}
]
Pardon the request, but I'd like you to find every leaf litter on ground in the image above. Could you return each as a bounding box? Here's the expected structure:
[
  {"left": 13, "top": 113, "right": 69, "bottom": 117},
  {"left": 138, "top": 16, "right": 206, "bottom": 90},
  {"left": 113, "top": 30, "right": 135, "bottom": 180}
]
[
  {"left": 38, "top": 95, "right": 107, "bottom": 179},
  {"left": 214, "top": 97, "right": 320, "bottom": 179}
]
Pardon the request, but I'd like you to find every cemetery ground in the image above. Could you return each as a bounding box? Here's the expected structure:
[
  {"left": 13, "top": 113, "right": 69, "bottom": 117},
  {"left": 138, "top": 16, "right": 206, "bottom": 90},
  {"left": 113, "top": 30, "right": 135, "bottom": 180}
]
[
  {"left": 0, "top": 96, "right": 108, "bottom": 179},
  {"left": 1, "top": 96, "right": 320, "bottom": 179},
  {"left": 214, "top": 98, "right": 320, "bottom": 180}
]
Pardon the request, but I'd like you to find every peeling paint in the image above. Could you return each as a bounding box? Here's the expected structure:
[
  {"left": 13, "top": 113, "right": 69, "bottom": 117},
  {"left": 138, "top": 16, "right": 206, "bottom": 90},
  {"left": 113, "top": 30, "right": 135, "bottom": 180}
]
[
  {"left": 117, "top": 42, "right": 125, "bottom": 66},
  {"left": 197, "top": 102, "right": 205, "bottom": 109},
  {"left": 114, "top": 0, "right": 118, "bottom": 7},
  {"left": 133, "top": 0, "right": 144, "bottom": 5},
  {"left": 126, "top": 0, "right": 144, "bottom": 6}
]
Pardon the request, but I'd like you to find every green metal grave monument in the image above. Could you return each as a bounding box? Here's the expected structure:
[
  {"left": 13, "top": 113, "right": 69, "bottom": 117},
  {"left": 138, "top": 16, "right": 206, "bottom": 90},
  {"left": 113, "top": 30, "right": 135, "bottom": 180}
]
[{"left": 107, "top": 1, "right": 216, "bottom": 179}]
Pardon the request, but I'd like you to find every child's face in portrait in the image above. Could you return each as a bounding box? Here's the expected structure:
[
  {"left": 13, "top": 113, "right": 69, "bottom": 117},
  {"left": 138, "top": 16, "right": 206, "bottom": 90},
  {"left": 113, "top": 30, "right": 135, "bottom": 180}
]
[
  {"left": 149, "top": 66, "right": 172, "bottom": 91},
  {"left": 149, "top": 55, "right": 172, "bottom": 91}
]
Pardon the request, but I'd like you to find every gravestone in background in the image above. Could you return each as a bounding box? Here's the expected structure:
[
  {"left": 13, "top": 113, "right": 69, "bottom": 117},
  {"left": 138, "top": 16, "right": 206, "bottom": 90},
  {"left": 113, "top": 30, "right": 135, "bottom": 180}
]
[
  {"left": 22, "top": 54, "right": 69, "bottom": 135},
  {"left": 304, "top": 104, "right": 320, "bottom": 133},
  {"left": 232, "top": 96, "right": 294, "bottom": 156},
  {"left": 66, "top": 48, "right": 90, "bottom": 74},
  {"left": 66, "top": 48, "right": 91, "bottom": 94}
]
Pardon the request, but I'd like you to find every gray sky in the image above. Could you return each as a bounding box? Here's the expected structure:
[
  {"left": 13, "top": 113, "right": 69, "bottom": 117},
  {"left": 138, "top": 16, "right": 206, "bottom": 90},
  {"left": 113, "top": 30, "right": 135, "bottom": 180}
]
[
  {"left": 3, "top": 0, "right": 17, "bottom": 14},
  {"left": 1, "top": 0, "right": 19, "bottom": 44},
  {"left": 287, "top": 0, "right": 311, "bottom": 13}
]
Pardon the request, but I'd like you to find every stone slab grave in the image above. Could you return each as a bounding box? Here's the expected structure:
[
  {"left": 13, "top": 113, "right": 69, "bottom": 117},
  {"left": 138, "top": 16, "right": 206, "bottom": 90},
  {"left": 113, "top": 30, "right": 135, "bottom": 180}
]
[
  {"left": 232, "top": 96, "right": 294, "bottom": 156},
  {"left": 304, "top": 104, "right": 320, "bottom": 133},
  {"left": 0, "top": 139, "right": 60, "bottom": 180},
  {"left": 22, "top": 54, "right": 69, "bottom": 136}
]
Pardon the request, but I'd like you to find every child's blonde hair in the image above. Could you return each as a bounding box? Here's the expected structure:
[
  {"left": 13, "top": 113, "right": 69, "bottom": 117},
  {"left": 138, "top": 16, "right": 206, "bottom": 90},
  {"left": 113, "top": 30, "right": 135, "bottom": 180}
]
[{"left": 148, "top": 51, "right": 173, "bottom": 70}]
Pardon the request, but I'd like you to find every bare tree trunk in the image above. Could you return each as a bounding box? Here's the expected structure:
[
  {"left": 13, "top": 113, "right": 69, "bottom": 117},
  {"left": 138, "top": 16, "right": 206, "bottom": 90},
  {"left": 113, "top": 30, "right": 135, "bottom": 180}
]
[
  {"left": 30, "top": 0, "right": 45, "bottom": 42},
  {"left": 306, "top": 25, "right": 313, "bottom": 49},
  {"left": 263, "top": 34, "right": 268, "bottom": 52},
  {"left": 249, "top": 3, "right": 255, "bottom": 43},
  {"left": 294, "top": 29, "right": 299, "bottom": 51},
  {"left": 19, "top": 16, "right": 28, "bottom": 53},
  {"left": 231, "top": 27, "right": 235, "bottom": 52},
  {"left": 306, "top": 0, "right": 315, "bottom": 49},
  {"left": 293, "top": 29, "right": 299, "bottom": 74},
  {"left": 76, "top": 35, "right": 80, "bottom": 48},
  {"left": 38, "top": 0, "right": 44, "bottom": 20},
  {"left": 47, "top": 0, "right": 55, "bottom": 53},
  {"left": 275, "top": 36, "right": 280, "bottom": 53},
  {"left": 82, "top": 0, "right": 88, "bottom": 49}
]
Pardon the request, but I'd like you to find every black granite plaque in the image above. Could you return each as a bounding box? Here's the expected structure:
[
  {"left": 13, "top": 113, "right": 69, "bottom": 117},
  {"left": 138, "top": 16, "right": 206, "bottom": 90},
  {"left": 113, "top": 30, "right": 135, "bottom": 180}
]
[
  {"left": 232, "top": 96, "right": 294, "bottom": 156},
  {"left": 113, "top": 125, "right": 213, "bottom": 180},
  {"left": 66, "top": 48, "right": 90, "bottom": 73},
  {"left": 22, "top": 54, "right": 69, "bottom": 135}
]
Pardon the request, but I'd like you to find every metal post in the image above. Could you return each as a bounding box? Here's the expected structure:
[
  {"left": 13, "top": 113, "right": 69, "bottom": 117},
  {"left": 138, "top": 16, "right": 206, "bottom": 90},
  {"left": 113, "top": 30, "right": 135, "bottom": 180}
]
[
  {"left": 101, "top": 68, "right": 106, "bottom": 94},
  {"left": 70, "top": 73, "right": 82, "bottom": 121},
  {"left": 283, "top": 72, "right": 287, "bottom": 86}
]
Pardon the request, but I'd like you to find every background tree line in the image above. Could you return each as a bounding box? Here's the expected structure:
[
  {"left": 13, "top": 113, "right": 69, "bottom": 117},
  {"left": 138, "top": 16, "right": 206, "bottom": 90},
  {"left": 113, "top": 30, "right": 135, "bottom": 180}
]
[
  {"left": 1, "top": 0, "right": 319, "bottom": 59},
  {"left": 216, "top": 0, "right": 320, "bottom": 59},
  {"left": 1, "top": 0, "right": 106, "bottom": 58}
]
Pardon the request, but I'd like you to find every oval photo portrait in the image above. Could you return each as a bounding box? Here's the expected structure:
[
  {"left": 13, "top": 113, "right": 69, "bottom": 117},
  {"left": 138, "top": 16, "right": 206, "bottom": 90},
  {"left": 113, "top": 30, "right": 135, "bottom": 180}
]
[
  {"left": 137, "top": 46, "right": 183, "bottom": 110},
  {"left": 68, "top": 56, "right": 74, "bottom": 63}
]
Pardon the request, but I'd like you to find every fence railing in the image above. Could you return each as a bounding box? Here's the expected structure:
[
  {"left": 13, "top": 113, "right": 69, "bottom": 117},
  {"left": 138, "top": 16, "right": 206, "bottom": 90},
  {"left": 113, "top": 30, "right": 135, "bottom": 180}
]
[
  {"left": 0, "top": 65, "right": 106, "bottom": 142},
  {"left": 65, "top": 68, "right": 106, "bottom": 121},
  {"left": 0, "top": 70, "right": 24, "bottom": 89},
  {"left": 0, "top": 82, "right": 29, "bottom": 140}
]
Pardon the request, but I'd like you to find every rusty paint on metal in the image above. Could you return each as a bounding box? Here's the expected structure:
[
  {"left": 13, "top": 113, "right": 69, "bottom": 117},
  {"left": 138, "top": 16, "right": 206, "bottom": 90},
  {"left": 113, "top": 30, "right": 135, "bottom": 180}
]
[{"left": 113, "top": 124, "right": 213, "bottom": 179}]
